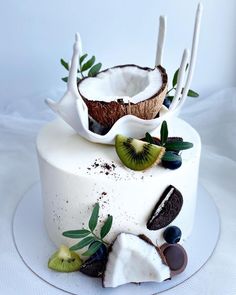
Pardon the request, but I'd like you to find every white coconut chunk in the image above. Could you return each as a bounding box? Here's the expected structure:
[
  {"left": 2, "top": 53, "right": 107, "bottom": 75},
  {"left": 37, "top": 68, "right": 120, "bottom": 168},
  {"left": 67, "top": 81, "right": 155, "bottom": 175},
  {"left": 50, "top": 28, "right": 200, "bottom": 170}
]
[
  {"left": 103, "top": 233, "right": 170, "bottom": 288},
  {"left": 79, "top": 66, "right": 163, "bottom": 104}
]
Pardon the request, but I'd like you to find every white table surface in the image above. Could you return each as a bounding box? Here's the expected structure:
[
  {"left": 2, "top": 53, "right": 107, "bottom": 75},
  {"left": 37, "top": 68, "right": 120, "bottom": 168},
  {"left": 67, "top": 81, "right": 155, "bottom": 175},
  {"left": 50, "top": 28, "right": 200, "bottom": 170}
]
[{"left": 1, "top": 88, "right": 236, "bottom": 295}]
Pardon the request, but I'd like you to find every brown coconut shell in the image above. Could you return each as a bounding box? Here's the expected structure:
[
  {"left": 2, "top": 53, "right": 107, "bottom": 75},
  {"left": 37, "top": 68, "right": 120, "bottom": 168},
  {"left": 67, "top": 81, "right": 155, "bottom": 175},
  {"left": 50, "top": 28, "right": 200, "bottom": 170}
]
[{"left": 78, "top": 64, "right": 168, "bottom": 128}]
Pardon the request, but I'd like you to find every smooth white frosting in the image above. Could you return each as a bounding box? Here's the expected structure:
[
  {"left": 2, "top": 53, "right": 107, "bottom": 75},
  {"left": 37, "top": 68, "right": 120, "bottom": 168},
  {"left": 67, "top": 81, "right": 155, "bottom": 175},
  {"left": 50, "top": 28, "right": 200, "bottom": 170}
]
[{"left": 37, "top": 117, "right": 201, "bottom": 253}]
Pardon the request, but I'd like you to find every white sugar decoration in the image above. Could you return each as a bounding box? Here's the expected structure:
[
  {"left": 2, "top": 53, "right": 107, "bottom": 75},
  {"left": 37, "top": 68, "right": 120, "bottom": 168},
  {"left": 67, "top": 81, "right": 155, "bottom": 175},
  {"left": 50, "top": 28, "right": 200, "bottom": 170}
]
[
  {"left": 45, "top": 3, "right": 203, "bottom": 145},
  {"left": 155, "top": 15, "right": 167, "bottom": 66}
]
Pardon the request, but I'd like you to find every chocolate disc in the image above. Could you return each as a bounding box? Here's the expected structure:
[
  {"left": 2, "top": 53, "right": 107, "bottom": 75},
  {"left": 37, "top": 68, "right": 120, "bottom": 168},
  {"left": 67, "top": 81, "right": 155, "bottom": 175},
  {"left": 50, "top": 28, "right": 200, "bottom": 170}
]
[
  {"left": 147, "top": 185, "right": 183, "bottom": 230},
  {"left": 160, "top": 243, "right": 188, "bottom": 276}
]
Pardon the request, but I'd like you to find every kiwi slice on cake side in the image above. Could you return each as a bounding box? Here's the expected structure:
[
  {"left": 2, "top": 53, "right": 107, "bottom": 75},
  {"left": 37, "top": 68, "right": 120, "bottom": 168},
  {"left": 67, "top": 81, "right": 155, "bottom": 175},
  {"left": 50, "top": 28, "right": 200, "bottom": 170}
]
[
  {"left": 115, "top": 134, "right": 165, "bottom": 171},
  {"left": 48, "top": 245, "right": 82, "bottom": 272}
]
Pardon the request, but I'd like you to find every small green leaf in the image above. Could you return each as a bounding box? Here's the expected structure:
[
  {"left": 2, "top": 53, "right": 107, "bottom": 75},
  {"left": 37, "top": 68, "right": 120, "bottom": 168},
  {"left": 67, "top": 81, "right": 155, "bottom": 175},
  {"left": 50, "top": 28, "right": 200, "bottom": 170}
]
[
  {"left": 172, "top": 64, "right": 189, "bottom": 88},
  {"left": 80, "top": 53, "right": 88, "bottom": 65},
  {"left": 61, "top": 77, "right": 68, "bottom": 83},
  {"left": 82, "top": 241, "right": 103, "bottom": 257},
  {"left": 160, "top": 121, "right": 168, "bottom": 145},
  {"left": 62, "top": 229, "right": 91, "bottom": 239},
  {"left": 162, "top": 151, "right": 182, "bottom": 162},
  {"left": 81, "top": 56, "right": 95, "bottom": 72},
  {"left": 69, "top": 236, "right": 95, "bottom": 251},
  {"left": 187, "top": 89, "right": 199, "bottom": 97},
  {"left": 60, "top": 59, "right": 69, "bottom": 71},
  {"left": 100, "top": 215, "right": 113, "bottom": 239},
  {"left": 165, "top": 141, "right": 193, "bottom": 151},
  {"left": 89, "top": 203, "right": 99, "bottom": 232},
  {"left": 145, "top": 132, "right": 154, "bottom": 144},
  {"left": 172, "top": 68, "right": 179, "bottom": 87},
  {"left": 88, "top": 63, "right": 102, "bottom": 77}
]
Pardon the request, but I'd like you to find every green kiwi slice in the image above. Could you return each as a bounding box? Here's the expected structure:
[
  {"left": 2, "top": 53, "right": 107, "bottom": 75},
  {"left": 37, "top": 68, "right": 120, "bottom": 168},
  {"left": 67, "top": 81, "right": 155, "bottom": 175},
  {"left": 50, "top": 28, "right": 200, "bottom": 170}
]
[
  {"left": 115, "top": 134, "right": 165, "bottom": 171},
  {"left": 48, "top": 245, "right": 82, "bottom": 272}
]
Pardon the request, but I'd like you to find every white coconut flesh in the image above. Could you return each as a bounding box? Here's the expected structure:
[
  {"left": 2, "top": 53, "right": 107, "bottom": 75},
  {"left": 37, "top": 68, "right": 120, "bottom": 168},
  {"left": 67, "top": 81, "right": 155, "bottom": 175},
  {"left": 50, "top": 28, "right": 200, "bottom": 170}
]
[
  {"left": 79, "top": 66, "right": 163, "bottom": 104},
  {"left": 103, "top": 233, "right": 170, "bottom": 288}
]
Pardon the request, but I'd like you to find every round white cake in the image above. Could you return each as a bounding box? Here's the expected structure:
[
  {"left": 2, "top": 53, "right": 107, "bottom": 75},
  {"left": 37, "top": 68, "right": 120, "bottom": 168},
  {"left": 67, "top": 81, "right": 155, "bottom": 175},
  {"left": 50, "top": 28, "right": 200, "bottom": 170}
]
[{"left": 37, "top": 117, "right": 201, "bottom": 252}]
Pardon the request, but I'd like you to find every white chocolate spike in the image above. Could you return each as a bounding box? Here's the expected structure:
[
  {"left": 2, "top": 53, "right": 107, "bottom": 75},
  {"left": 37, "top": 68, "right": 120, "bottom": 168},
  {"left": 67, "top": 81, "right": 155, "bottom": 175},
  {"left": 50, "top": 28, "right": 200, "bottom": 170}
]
[
  {"left": 67, "top": 33, "right": 82, "bottom": 94},
  {"left": 75, "top": 32, "right": 83, "bottom": 56},
  {"left": 169, "top": 49, "right": 190, "bottom": 111},
  {"left": 175, "top": 3, "right": 203, "bottom": 112},
  {"left": 155, "top": 16, "right": 166, "bottom": 66}
]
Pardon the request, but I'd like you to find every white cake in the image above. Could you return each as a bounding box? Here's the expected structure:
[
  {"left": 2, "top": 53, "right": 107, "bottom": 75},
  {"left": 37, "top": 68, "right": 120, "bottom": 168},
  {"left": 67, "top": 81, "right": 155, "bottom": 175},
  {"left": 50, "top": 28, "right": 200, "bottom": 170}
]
[{"left": 37, "top": 117, "right": 201, "bottom": 253}]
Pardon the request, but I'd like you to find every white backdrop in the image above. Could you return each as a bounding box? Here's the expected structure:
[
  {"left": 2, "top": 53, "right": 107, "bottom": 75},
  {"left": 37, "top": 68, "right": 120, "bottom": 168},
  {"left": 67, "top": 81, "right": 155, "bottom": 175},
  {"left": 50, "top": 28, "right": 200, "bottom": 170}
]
[
  {"left": 0, "top": 1, "right": 236, "bottom": 294},
  {"left": 0, "top": 0, "right": 236, "bottom": 116}
]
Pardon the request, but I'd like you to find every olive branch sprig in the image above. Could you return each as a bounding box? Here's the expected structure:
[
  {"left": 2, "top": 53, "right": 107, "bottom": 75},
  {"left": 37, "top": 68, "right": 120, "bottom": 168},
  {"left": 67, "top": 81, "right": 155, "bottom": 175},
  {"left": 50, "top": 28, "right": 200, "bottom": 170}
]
[
  {"left": 60, "top": 54, "right": 102, "bottom": 83},
  {"left": 166, "top": 66, "right": 199, "bottom": 102},
  {"left": 145, "top": 120, "right": 193, "bottom": 163},
  {"left": 63, "top": 203, "right": 113, "bottom": 257}
]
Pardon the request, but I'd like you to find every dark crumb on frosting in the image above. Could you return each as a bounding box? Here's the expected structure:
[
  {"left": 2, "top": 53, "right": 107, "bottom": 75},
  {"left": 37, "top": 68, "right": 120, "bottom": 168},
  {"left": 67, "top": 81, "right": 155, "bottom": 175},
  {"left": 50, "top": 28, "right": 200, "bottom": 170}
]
[
  {"left": 85, "top": 158, "right": 153, "bottom": 181},
  {"left": 101, "top": 163, "right": 112, "bottom": 170},
  {"left": 97, "top": 191, "right": 110, "bottom": 209},
  {"left": 86, "top": 158, "right": 117, "bottom": 177}
]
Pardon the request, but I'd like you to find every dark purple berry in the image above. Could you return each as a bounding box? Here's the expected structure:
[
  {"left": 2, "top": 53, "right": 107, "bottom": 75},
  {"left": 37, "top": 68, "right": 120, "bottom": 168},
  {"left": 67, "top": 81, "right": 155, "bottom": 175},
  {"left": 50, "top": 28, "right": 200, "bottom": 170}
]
[
  {"left": 163, "top": 226, "right": 182, "bottom": 244},
  {"left": 80, "top": 243, "right": 108, "bottom": 277},
  {"left": 163, "top": 97, "right": 172, "bottom": 108},
  {"left": 162, "top": 157, "right": 182, "bottom": 170},
  {"left": 80, "top": 259, "right": 106, "bottom": 277},
  {"left": 89, "top": 243, "right": 107, "bottom": 262}
]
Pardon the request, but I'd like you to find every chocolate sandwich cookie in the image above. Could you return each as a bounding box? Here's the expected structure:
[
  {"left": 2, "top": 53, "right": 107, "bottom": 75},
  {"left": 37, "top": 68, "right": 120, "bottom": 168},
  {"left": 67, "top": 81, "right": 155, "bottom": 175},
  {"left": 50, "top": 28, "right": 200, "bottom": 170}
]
[{"left": 147, "top": 185, "right": 183, "bottom": 230}]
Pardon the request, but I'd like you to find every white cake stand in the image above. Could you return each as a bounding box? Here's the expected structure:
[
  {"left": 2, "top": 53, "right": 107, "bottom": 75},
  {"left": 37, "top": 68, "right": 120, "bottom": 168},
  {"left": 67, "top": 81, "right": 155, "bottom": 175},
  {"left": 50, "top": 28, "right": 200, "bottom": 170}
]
[{"left": 12, "top": 183, "right": 220, "bottom": 295}]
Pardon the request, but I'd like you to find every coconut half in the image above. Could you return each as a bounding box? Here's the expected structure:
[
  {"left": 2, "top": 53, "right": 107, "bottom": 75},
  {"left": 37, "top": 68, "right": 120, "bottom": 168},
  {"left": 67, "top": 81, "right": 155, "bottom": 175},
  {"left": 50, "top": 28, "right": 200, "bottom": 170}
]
[
  {"left": 103, "top": 233, "right": 170, "bottom": 288},
  {"left": 78, "top": 65, "right": 168, "bottom": 128}
]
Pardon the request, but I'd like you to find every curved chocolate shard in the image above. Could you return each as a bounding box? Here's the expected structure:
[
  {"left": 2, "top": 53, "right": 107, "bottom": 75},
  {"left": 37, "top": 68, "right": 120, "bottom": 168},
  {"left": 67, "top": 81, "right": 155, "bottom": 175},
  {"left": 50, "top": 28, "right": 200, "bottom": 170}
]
[
  {"left": 147, "top": 185, "right": 183, "bottom": 230},
  {"left": 160, "top": 243, "right": 188, "bottom": 276}
]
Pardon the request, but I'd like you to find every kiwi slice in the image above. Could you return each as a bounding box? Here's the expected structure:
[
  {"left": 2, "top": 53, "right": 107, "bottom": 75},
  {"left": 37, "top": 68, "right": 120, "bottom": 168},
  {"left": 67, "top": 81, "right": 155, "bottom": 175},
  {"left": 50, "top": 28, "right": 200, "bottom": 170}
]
[
  {"left": 48, "top": 245, "right": 82, "bottom": 272},
  {"left": 115, "top": 134, "right": 165, "bottom": 171}
]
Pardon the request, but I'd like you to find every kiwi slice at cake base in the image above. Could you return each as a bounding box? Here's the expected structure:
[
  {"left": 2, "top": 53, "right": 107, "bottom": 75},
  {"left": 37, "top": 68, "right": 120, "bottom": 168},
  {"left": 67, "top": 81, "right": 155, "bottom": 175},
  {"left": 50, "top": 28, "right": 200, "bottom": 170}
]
[
  {"left": 48, "top": 245, "right": 82, "bottom": 272},
  {"left": 115, "top": 134, "right": 165, "bottom": 171}
]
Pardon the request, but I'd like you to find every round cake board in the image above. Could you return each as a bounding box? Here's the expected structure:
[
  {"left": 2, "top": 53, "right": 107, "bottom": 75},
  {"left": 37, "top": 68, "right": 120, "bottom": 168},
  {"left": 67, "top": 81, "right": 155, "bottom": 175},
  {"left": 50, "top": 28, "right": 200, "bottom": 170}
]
[{"left": 12, "top": 183, "right": 220, "bottom": 295}]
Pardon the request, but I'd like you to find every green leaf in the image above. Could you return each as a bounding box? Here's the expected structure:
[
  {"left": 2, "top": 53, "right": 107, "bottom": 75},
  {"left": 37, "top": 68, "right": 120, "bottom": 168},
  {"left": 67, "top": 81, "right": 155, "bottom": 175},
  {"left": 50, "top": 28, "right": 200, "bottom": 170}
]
[
  {"left": 89, "top": 203, "right": 99, "bottom": 231},
  {"left": 82, "top": 241, "right": 103, "bottom": 257},
  {"left": 81, "top": 56, "right": 95, "bottom": 72},
  {"left": 145, "top": 132, "right": 154, "bottom": 144},
  {"left": 69, "top": 236, "right": 95, "bottom": 251},
  {"left": 162, "top": 151, "right": 182, "bottom": 162},
  {"left": 160, "top": 121, "right": 168, "bottom": 145},
  {"left": 187, "top": 89, "right": 199, "bottom": 97},
  {"left": 100, "top": 215, "right": 113, "bottom": 239},
  {"left": 88, "top": 63, "right": 102, "bottom": 77},
  {"left": 165, "top": 141, "right": 193, "bottom": 151},
  {"left": 172, "top": 68, "right": 179, "bottom": 87},
  {"left": 62, "top": 229, "right": 91, "bottom": 239},
  {"left": 172, "top": 64, "right": 189, "bottom": 88},
  {"left": 79, "top": 53, "right": 88, "bottom": 65},
  {"left": 61, "top": 77, "right": 68, "bottom": 83},
  {"left": 60, "top": 58, "right": 69, "bottom": 71}
]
